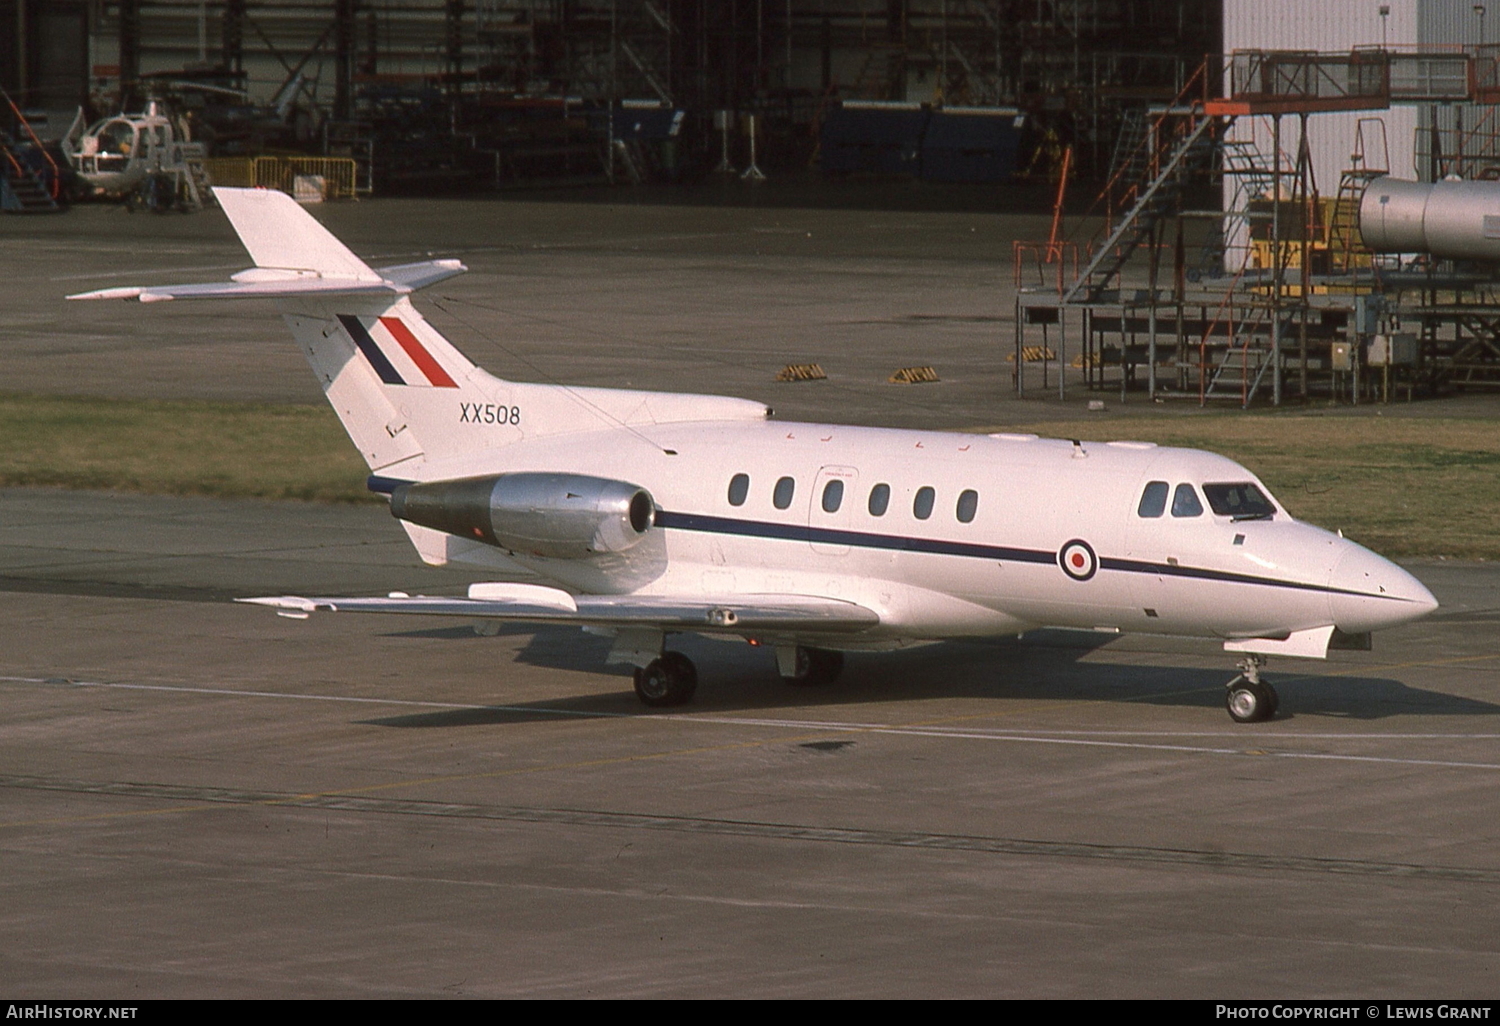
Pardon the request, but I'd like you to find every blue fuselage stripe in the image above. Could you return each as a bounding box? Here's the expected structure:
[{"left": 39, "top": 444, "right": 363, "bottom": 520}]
[
  {"left": 654, "top": 509, "right": 1391, "bottom": 601},
  {"left": 654, "top": 510, "right": 1056, "bottom": 565}
]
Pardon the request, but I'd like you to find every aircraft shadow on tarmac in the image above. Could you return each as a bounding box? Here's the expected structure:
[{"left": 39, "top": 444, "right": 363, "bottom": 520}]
[{"left": 360, "top": 624, "right": 1500, "bottom": 728}]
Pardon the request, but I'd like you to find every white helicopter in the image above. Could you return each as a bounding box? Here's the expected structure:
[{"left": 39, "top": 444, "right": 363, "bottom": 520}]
[
  {"left": 61, "top": 101, "right": 208, "bottom": 209},
  {"left": 70, "top": 187, "right": 1440, "bottom": 723}
]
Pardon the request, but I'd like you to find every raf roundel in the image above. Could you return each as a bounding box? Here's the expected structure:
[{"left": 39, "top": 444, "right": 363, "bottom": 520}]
[{"left": 1058, "top": 539, "right": 1098, "bottom": 582}]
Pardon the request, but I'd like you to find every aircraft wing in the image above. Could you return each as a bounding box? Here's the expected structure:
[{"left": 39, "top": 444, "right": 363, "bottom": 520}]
[{"left": 238, "top": 583, "right": 880, "bottom": 634}]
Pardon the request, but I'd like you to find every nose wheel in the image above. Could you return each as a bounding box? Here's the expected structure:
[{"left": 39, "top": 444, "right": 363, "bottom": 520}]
[{"left": 1225, "top": 655, "right": 1279, "bottom": 723}]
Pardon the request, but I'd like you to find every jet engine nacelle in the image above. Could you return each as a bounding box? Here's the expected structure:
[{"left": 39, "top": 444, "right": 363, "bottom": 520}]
[{"left": 390, "top": 472, "right": 655, "bottom": 559}]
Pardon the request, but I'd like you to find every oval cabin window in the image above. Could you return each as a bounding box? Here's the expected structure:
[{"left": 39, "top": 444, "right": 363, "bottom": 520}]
[
  {"left": 821, "top": 479, "right": 844, "bottom": 513},
  {"left": 913, "top": 486, "right": 935, "bottom": 520},
  {"left": 773, "top": 476, "right": 796, "bottom": 510},
  {"left": 956, "top": 489, "right": 978, "bottom": 523}
]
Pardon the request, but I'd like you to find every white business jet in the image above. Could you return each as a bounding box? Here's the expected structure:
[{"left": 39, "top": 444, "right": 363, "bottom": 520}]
[{"left": 71, "top": 187, "right": 1438, "bottom": 722}]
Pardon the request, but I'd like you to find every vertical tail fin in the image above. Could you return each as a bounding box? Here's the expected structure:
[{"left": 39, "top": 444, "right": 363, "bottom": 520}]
[
  {"left": 214, "top": 187, "right": 382, "bottom": 281},
  {"left": 214, "top": 187, "right": 490, "bottom": 475},
  {"left": 69, "top": 187, "right": 770, "bottom": 484}
]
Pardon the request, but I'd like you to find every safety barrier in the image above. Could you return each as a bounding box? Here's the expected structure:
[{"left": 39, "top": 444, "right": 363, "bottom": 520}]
[
  {"left": 200, "top": 158, "right": 256, "bottom": 188},
  {"left": 198, "top": 157, "right": 360, "bottom": 199}
]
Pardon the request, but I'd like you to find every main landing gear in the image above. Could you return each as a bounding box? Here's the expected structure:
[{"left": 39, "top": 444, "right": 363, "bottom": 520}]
[
  {"left": 630, "top": 645, "right": 847, "bottom": 708},
  {"left": 1225, "top": 655, "right": 1279, "bottom": 723},
  {"left": 633, "top": 651, "right": 698, "bottom": 707},
  {"left": 779, "top": 646, "right": 845, "bottom": 688}
]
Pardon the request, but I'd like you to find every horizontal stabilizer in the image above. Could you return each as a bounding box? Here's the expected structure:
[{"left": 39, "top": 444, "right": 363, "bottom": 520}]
[
  {"left": 67, "top": 184, "right": 466, "bottom": 302},
  {"left": 378, "top": 260, "right": 468, "bottom": 291},
  {"left": 67, "top": 259, "right": 467, "bottom": 303},
  {"left": 69, "top": 279, "right": 403, "bottom": 303},
  {"left": 238, "top": 591, "right": 881, "bottom": 633}
]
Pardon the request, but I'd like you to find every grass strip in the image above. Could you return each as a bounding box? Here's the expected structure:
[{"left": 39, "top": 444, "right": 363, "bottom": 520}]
[{"left": 0, "top": 394, "right": 370, "bottom": 503}]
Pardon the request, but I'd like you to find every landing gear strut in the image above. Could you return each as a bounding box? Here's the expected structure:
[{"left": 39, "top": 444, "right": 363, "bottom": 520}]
[
  {"left": 780, "top": 646, "right": 844, "bottom": 687},
  {"left": 633, "top": 651, "right": 698, "bottom": 707},
  {"left": 1225, "top": 655, "right": 1279, "bottom": 723}
]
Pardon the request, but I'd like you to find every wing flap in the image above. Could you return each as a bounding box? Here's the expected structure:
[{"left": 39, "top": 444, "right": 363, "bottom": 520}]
[{"left": 238, "top": 590, "right": 880, "bottom": 633}]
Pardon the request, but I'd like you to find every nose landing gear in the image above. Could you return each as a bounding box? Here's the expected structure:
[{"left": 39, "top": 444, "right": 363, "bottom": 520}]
[{"left": 1225, "top": 655, "right": 1279, "bottom": 723}]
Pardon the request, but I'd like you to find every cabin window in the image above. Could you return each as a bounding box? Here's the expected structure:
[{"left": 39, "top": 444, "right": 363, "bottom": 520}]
[
  {"left": 868, "top": 483, "right": 891, "bottom": 516},
  {"left": 1138, "top": 481, "right": 1169, "bottom": 518},
  {"left": 727, "top": 473, "right": 749, "bottom": 507},
  {"left": 821, "top": 479, "right": 844, "bottom": 513},
  {"left": 956, "top": 489, "right": 979, "bottom": 523},
  {"left": 1171, "top": 483, "right": 1204, "bottom": 518},
  {"left": 773, "top": 476, "right": 796, "bottom": 510},
  {"left": 913, "top": 486, "right": 935, "bottom": 520},
  {"left": 1202, "top": 482, "right": 1276, "bottom": 519}
]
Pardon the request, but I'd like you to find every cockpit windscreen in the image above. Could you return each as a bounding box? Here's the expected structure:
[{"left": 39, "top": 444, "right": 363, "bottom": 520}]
[{"left": 1202, "top": 483, "right": 1277, "bottom": 520}]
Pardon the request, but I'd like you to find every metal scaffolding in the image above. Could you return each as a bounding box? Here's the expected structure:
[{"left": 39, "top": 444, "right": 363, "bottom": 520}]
[{"left": 1015, "top": 46, "right": 1500, "bottom": 408}]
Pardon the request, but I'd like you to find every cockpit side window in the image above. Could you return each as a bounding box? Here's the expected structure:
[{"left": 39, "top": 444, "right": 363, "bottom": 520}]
[
  {"left": 1171, "top": 483, "right": 1204, "bottom": 518},
  {"left": 1137, "top": 481, "right": 1169, "bottom": 518},
  {"left": 1202, "top": 483, "right": 1276, "bottom": 519}
]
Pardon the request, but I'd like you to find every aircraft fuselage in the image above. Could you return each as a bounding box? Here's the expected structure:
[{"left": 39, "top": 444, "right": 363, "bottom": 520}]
[{"left": 404, "top": 417, "right": 1435, "bottom": 648}]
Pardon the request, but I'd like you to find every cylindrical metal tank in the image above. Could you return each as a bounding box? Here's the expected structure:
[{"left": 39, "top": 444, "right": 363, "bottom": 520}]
[{"left": 1359, "top": 177, "right": 1500, "bottom": 261}]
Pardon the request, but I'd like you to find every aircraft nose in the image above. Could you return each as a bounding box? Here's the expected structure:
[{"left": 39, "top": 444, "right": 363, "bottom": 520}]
[{"left": 1328, "top": 543, "right": 1439, "bottom": 633}]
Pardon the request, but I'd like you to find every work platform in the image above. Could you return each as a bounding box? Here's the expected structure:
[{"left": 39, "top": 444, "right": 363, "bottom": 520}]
[{"left": 1013, "top": 47, "right": 1500, "bottom": 407}]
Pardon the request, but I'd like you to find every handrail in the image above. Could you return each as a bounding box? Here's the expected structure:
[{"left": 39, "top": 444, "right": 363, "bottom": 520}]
[
  {"left": 1013, "top": 240, "right": 1081, "bottom": 297},
  {"left": 2, "top": 141, "right": 26, "bottom": 179},
  {"left": 0, "top": 86, "right": 62, "bottom": 198},
  {"left": 1074, "top": 60, "right": 1210, "bottom": 243},
  {"left": 1059, "top": 113, "right": 1216, "bottom": 305}
]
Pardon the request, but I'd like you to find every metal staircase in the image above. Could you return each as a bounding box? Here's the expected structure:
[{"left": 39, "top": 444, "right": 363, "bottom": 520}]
[
  {"left": 1, "top": 139, "right": 60, "bottom": 213},
  {"left": 939, "top": 0, "right": 1004, "bottom": 105},
  {"left": 1203, "top": 342, "right": 1276, "bottom": 404},
  {"left": 1060, "top": 108, "right": 1219, "bottom": 304},
  {"left": 1192, "top": 138, "right": 1278, "bottom": 278},
  {"left": 2, "top": 88, "right": 62, "bottom": 213}
]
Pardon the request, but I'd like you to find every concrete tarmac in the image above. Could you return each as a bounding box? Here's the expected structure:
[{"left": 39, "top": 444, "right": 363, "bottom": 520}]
[
  {"left": 2, "top": 194, "right": 1500, "bottom": 997},
  {"left": 1, "top": 500, "right": 1497, "bottom": 998}
]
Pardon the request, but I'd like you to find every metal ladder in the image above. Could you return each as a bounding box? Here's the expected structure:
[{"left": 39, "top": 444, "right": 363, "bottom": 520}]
[{"left": 1060, "top": 110, "right": 1219, "bottom": 305}]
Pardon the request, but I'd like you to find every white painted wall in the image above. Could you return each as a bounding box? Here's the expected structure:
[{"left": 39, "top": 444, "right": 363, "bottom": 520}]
[{"left": 1223, "top": 0, "right": 1420, "bottom": 206}]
